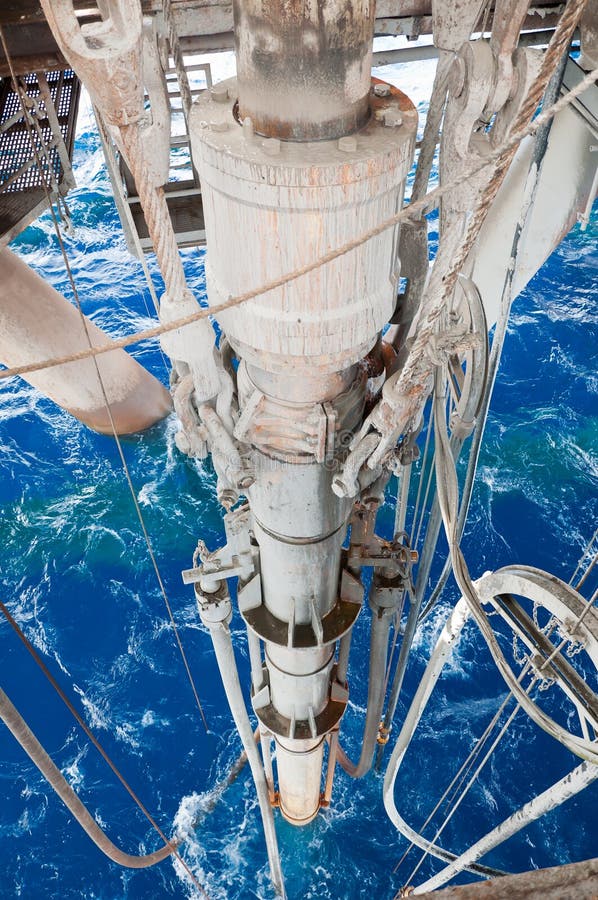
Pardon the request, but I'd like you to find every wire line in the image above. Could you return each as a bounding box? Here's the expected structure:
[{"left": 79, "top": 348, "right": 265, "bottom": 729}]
[
  {"left": 0, "top": 26, "right": 211, "bottom": 897},
  {"left": 0, "top": 64, "right": 595, "bottom": 385}
]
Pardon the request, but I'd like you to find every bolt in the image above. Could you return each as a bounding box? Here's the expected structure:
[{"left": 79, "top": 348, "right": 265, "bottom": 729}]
[
  {"left": 210, "top": 83, "right": 229, "bottom": 103},
  {"left": 338, "top": 135, "right": 357, "bottom": 153},
  {"left": 262, "top": 138, "right": 281, "bottom": 157},
  {"left": 383, "top": 110, "right": 403, "bottom": 128},
  {"left": 243, "top": 116, "right": 255, "bottom": 142},
  {"left": 373, "top": 83, "right": 391, "bottom": 98}
]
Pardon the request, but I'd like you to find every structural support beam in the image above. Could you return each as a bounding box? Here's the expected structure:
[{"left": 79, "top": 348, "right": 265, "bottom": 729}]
[
  {"left": 0, "top": 247, "right": 172, "bottom": 434},
  {"left": 416, "top": 856, "right": 598, "bottom": 899}
]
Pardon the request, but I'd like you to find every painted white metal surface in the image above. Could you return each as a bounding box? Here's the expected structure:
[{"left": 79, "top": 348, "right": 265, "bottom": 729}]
[{"left": 190, "top": 76, "right": 417, "bottom": 372}]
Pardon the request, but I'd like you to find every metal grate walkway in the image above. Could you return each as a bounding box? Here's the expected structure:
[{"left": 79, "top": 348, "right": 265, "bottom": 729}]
[{"left": 0, "top": 68, "right": 80, "bottom": 243}]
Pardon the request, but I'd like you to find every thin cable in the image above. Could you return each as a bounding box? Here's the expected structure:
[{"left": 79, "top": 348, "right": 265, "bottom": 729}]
[
  {"left": 0, "top": 63, "right": 595, "bottom": 385},
  {"left": 576, "top": 554, "right": 598, "bottom": 591},
  {"left": 433, "top": 362, "right": 598, "bottom": 764},
  {"left": 413, "top": 447, "right": 436, "bottom": 554},
  {"left": 0, "top": 27, "right": 212, "bottom": 896},
  {"left": 410, "top": 405, "right": 433, "bottom": 547},
  {"left": 417, "top": 35, "right": 575, "bottom": 627},
  {"left": 0, "top": 601, "right": 184, "bottom": 862},
  {"left": 392, "top": 658, "right": 531, "bottom": 878},
  {"left": 1, "top": 32, "right": 210, "bottom": 737},
  {"left": 403, "top": 699, "right": 523, "bottom": 889},
  {"left": 570, "top": 528, "right": 598, "bottom": 588},
  {"left": 403, "top": 667, "right": 539, "bottom": 888}
]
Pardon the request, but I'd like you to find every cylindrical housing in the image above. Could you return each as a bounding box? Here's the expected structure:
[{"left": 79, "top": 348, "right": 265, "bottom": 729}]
[
  {"left": 276, "top": 737, "right": 326, "bottom": 824},
  {"left": 190, "top": 78, "right": 417, "bottom": 374},
  {"left": 190, "top": 72, "right": 417, "bottom": 826},
  {"left": 267, "top": 647, "right": 334, "bottom": 719},
  {"left": 233, "top": 0, "right": 375, "bottom": 141}
]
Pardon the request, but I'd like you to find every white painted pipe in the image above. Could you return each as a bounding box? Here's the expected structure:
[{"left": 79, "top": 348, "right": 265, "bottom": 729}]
[
  {"left": 200, "top": 599, "right": 286, "bottom": 898},
  {"left": 413, "top": 760, "right": 598, "bottom": 893},
  {"left": 0, "top": 248, "right": 172, "bottom": 434}
]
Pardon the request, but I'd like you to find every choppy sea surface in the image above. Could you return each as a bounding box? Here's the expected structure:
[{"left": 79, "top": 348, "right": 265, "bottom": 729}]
[{"left": 0, "top": 57, "right": 596, "bottom": 900}]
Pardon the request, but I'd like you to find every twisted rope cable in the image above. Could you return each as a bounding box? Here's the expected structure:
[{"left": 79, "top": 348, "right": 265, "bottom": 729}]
[
  {"left": 0, "top": 62, "right": 596, "bottom": 385},
  {"left": 384, "top": 0, "right": 590, "bottom": 449},
  {"left": 120, "top": 125, "right": 186, "bottom": 301}
]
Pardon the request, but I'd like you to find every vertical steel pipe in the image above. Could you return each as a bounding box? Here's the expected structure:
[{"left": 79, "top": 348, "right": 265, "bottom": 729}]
[{"left": 233, "top": 0, "right": 375, "bottom": 141}]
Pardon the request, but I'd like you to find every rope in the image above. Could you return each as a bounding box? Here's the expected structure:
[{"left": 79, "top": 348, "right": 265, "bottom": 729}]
[
  {"left": 402, "top": 673, "right": 537, "bottom": 889},
  {"left": 0, "top": 685, "right": 177, "bottom": 869},
  {"left": 120, "top": 125, "right": 186, "bottom": 301},
  {"left": 391, "top": 690, "right": 515, "bottom": 877},
  {"left": 0, "top": 62, "right": 594, "bottom": 385},
  {"left": 0, "top": 28, "right": 212, "bottom": 895},
  {"left": 409, "top": 405, "right": 433, "bottom": 549},
  {"left": 0, "top": 597, "right": 180, "bottom": 858},
  {"left": 417, "top": 33, "right": 573, "bottom": 628},
  {"left": 381, "top": 0, "right": 591, "bottom": 455},
  {"left": 0, "top": 29, "right": 210, "bottom": 738}
]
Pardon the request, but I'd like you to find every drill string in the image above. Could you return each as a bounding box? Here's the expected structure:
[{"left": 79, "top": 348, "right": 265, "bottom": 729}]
[{"left": 0, "top": 63, "right": 595, "bottom": 384}]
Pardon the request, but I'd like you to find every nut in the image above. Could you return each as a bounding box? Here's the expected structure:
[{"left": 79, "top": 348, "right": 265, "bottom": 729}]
[
  {"left": 373, "top": 83, "right": 391, "bottom": 98},
  {"left": 383, "top": 110, "right": 403, "bottom": 128},
  {"left": 210, "top": 83, "right": 229, "bottom": 103},
  {"left": 338, "top": 135, "right": 357, "bottom": 153}
]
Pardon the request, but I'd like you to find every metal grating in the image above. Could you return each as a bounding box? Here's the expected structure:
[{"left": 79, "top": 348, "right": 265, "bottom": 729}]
[{"left": 0, "top": 68, "right": 80, "bottom": 241}]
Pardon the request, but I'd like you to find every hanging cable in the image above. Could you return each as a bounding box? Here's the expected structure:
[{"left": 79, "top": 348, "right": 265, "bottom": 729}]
[
  {"left": 392, "top": 688, "right": 519, "bottom": 877},
  {"left": 570, "top": 528, "right": 598, "bottom": 590},
  {"left": 418, "top": 38, "right": 575, "bottom": 627},
  {"left": 0, "top": 61, "right": 594, "bottom": 386},
  {"left": 0, "top": 685, "right": 180, "bottom": 871},
  {"left": 0, "top": 27, "right": 210, "bottom": 738},
  {"left": 0, "top": 26, "right": 213, "bottom": 896},
  {"left": 433, "top": 363, "right": 598, "bottom": 765}
]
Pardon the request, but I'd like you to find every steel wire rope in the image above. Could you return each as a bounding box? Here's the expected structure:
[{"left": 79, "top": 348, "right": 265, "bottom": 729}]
[
  {"left": 401, "top": 671, "right": 542, "bottom": 890},
  {"left": 382, "top": 590, "right": 409, "bottom": 700},
  {"left": 391, "top": 685, "right": 522, "bottom": 878},
  {"left": 0, "top": 61, "right": 594, "bottom": 385},
  {"left": 417, "top": 39, "right": 575, "bottom": 627},
  {"left": 409, "top": 404, "right": 434, "bottom": 549},
  {"left": 393, "top": 680, "right": 529, "bottom": 873},
  {"left": 364, "top": 0, "right": 590, "bottom": 488},
  {"left": 413, "top": 445, "right": 436, "bottom": 555},
  {"left": 394, "top": 706, "right": 522, "bottom": 897},
  {"left": 0, "top": 27, "right": 209, "bottom": 737},
  {"left": 576, "top": 555, "right": 598, "bottom": 592},
  {"left": 570, "top": 528, "right": 598, "bottom": 590},
  {"left": 432, "top": 364, "right": 598, "bottom": 765},
  {"left": 0, "top": 26, "right": 213, "bottom": 896},
  {"left": 0, "top": 597, "right": 181, "bottom": 852},
  {"left": 92, "top": 105, "right": 170, "bottom": 378}
]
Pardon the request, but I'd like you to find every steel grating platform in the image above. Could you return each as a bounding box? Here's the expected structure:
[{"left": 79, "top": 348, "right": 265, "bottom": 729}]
[{"left": 0, "top": 68, "right": 80, "bottom": 243}]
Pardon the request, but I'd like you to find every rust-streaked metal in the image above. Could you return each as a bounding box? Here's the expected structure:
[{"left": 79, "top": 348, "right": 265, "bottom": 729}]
[{"left": 234, "top": 0, "right": 375, "bottom": 141}]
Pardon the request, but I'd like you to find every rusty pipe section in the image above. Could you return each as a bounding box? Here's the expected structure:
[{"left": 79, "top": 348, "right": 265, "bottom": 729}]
[
  {"left": 233, "top": 0, "right": 375, "bottom": 141},
  {"left": 0, "top": 248, "right": 172, "bottom": 434}
]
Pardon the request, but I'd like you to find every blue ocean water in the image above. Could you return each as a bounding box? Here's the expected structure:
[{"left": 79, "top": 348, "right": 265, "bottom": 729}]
[{"left": 0, "top": 65, "right": 596, "bottom": 900}]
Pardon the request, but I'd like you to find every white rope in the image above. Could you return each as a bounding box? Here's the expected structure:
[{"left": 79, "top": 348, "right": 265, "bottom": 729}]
[{"left": 0, "top": 63, "right": 596, "bottom": 384}]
